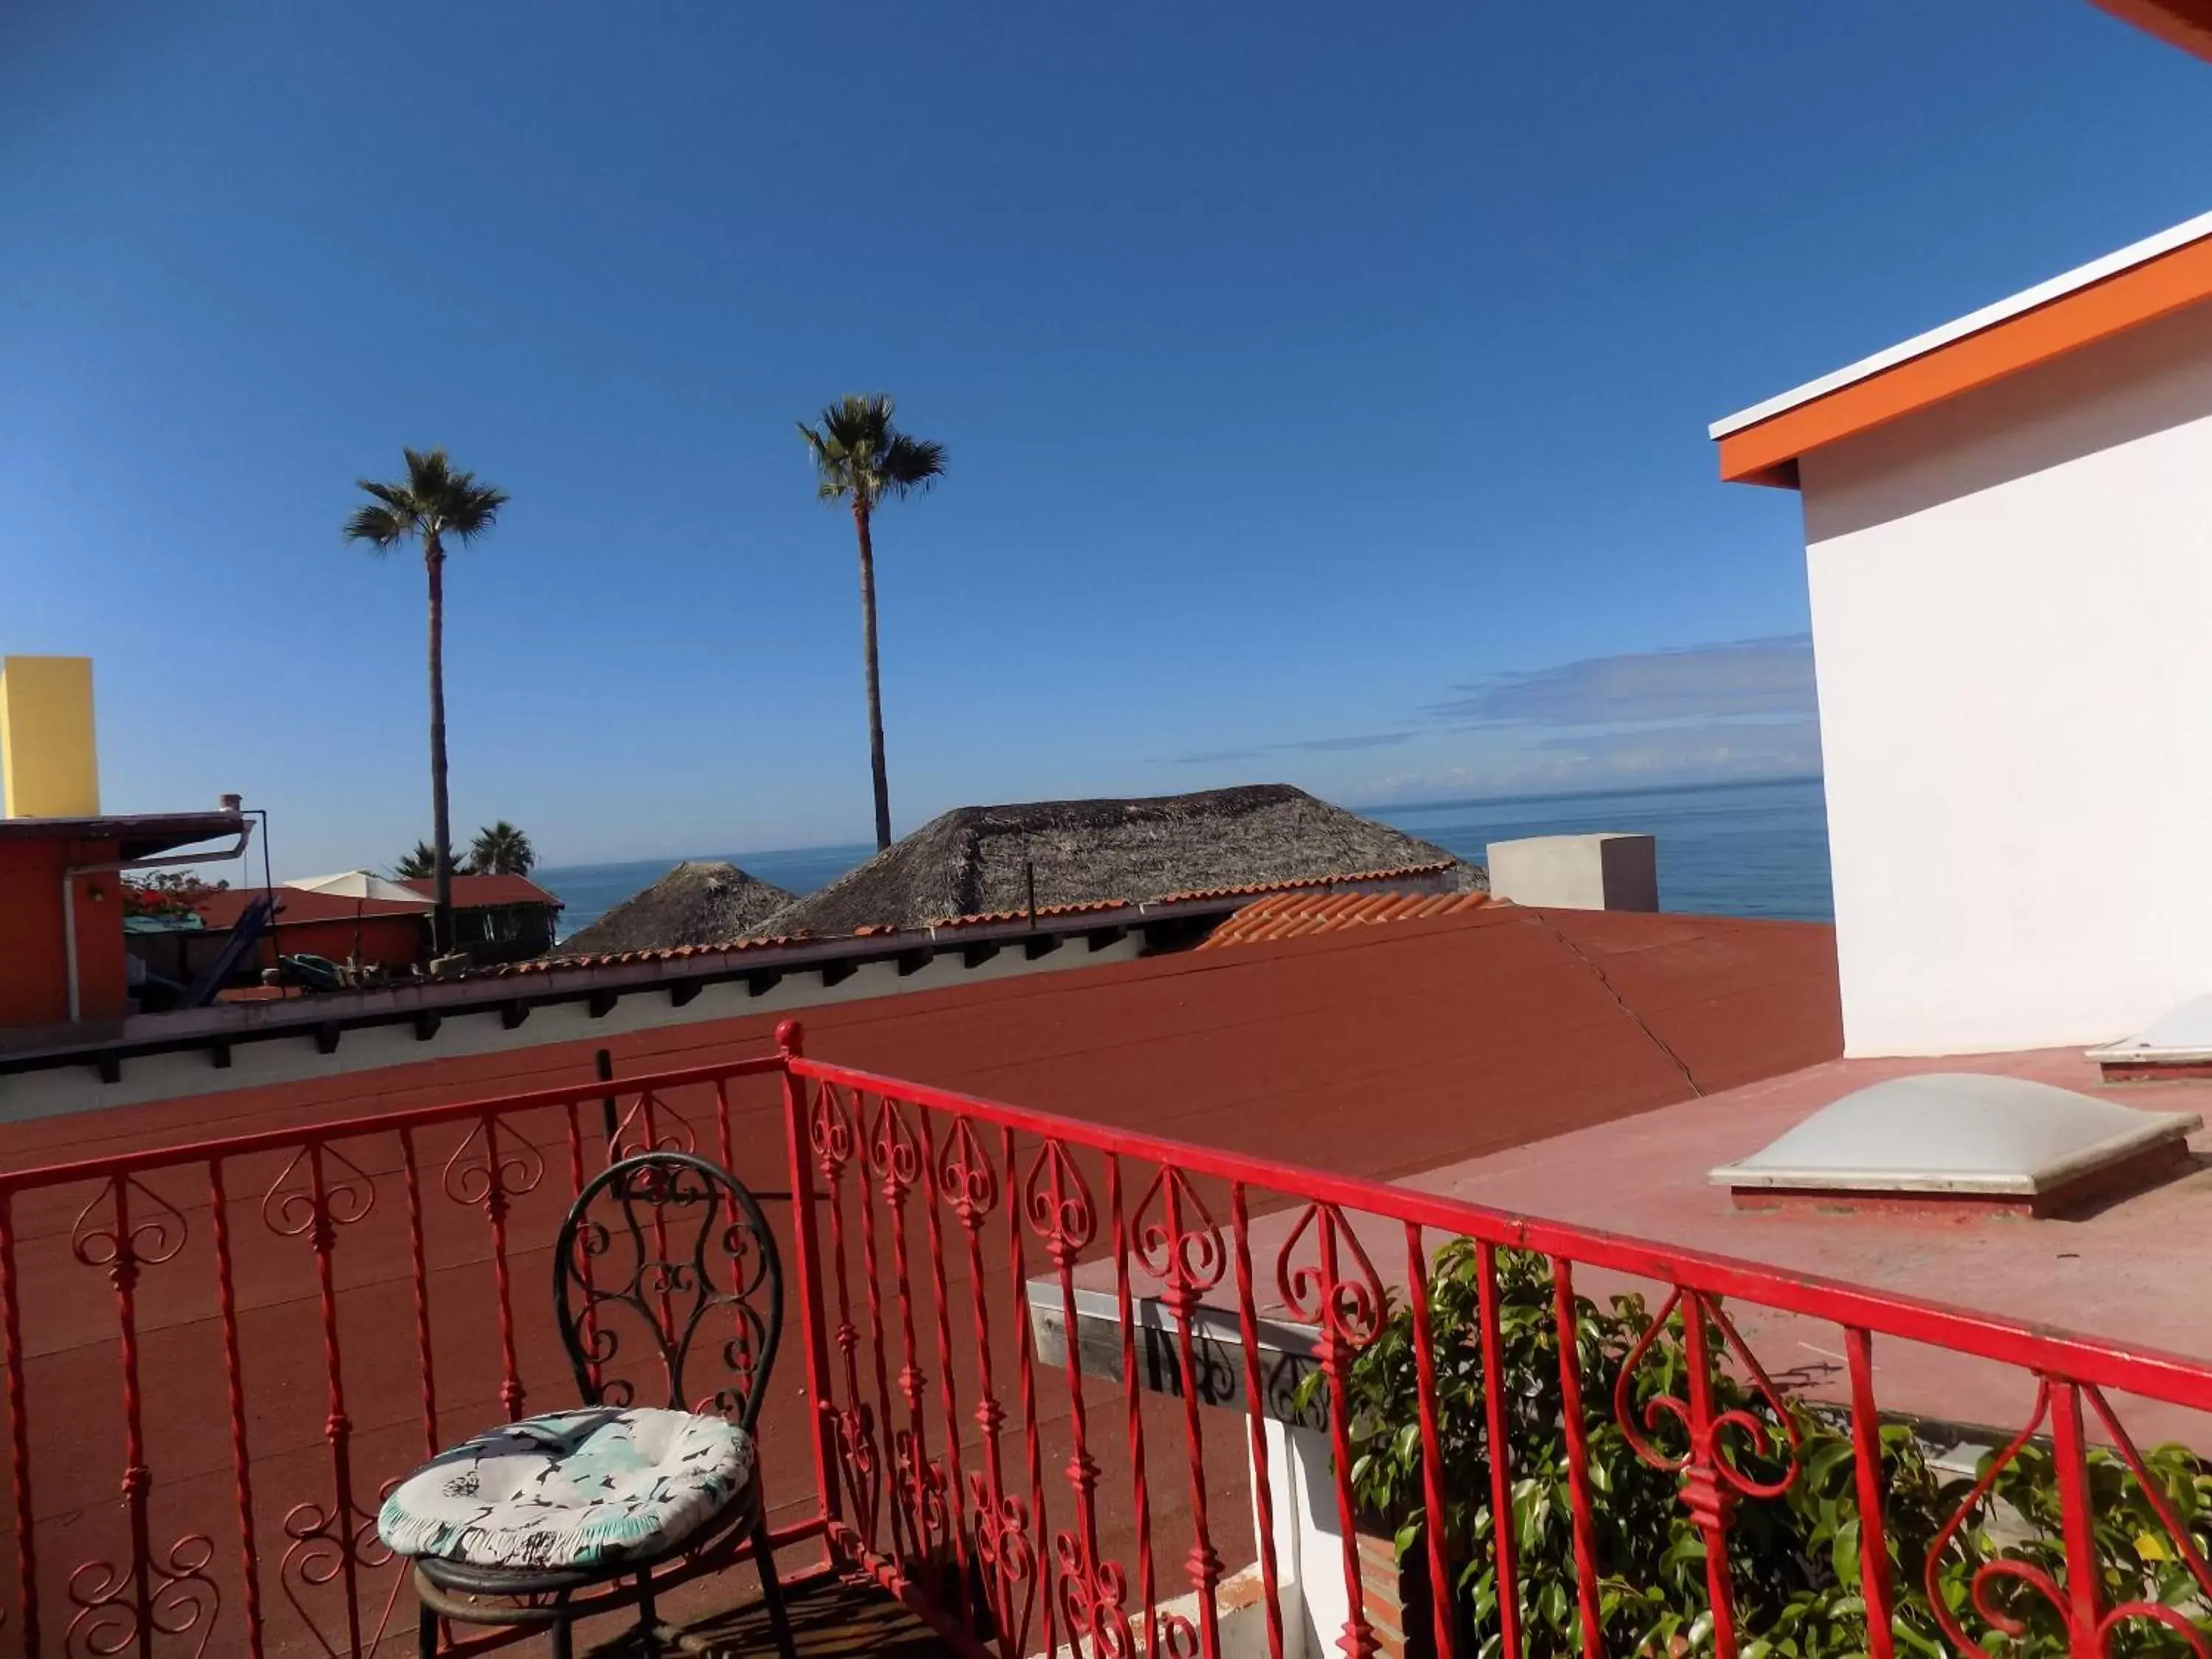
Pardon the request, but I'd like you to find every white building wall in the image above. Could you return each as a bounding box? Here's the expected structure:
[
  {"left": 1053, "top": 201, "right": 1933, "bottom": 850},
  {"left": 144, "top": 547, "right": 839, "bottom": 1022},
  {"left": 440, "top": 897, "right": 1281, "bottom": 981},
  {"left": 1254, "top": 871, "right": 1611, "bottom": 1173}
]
[{"left": 1800, "top": 300, "right": 2212, "bottom": 1056}]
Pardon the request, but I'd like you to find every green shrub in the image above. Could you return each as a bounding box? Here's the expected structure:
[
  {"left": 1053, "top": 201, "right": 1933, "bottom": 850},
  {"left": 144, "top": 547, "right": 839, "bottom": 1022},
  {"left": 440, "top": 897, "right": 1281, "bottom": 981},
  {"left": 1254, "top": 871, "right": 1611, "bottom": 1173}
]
[{"left": 1298, "top": 1242, "right": 2211, "bottom": 1659}]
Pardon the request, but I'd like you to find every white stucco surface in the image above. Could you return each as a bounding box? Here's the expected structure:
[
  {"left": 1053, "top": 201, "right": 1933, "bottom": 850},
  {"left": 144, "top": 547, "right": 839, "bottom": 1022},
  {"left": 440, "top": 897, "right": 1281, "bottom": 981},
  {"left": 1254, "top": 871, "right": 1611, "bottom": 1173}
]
[
  {"left": 1798, "top": 299, "right": 2212, "bottom": 1055},
  {"left": 1486, "top": 832, "right": 1658, "bottom": 912}
]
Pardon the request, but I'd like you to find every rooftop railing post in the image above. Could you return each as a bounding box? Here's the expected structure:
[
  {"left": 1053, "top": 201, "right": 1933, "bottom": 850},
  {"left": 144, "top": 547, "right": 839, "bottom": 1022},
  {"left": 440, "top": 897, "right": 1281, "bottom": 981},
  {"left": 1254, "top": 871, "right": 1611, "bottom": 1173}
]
[
  {"left": 594, "top": 1048, "right": 619, "bottom": 1160},
  {"left": 0, "top": 1190, "right": 38, "bottom": 1658},
  {"left": 1844, "top": 1328, "right": 1896, "bottom": 1659},
  {"left": 1551, "top": 1260, "right": 1604, "bottom": 1659},
  {"left": 778, "top": 1020, "right": 844, "bottom": 1571},
  {"left": 1680, "top": 1295, "right": 1739, "bottom": 1659},
  {"left": 2047, "top": 1379, "right": 2106, "bottom": 1658}
]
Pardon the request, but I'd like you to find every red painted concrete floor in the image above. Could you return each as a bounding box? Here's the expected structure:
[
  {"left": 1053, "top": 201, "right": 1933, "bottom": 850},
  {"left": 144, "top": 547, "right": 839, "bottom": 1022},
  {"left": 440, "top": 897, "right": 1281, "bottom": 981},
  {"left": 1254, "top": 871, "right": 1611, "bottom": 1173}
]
[
  {"left": 582, "top": 1574, "right": 953, "bottom": 1658},
  {"left": 0, "top": 904, "right": 1843, "bottom": 1184},
  {"left": 1068, "top": 1046, "right": 2212, "bottom": 1456},
  {"left": 1399, "top": 1046, "right": 2212, "bottom": 1447},
  {"left": 0, "top": 908, "right": 1843, "bottom": 1659}
]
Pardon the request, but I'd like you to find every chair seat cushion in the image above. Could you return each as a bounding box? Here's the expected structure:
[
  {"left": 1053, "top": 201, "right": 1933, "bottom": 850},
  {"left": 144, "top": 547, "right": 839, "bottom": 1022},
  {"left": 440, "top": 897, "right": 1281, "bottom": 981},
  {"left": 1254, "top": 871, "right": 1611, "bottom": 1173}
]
[{"left": 378, "top": 1407, "right": 754, "bottom": 1571}]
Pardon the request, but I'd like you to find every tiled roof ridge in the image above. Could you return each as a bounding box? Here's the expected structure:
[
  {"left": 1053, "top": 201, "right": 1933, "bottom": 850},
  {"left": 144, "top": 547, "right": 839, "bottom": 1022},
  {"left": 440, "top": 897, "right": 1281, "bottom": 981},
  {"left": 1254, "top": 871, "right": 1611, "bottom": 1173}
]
[
  {"left": 1148, "top": 858, "right": 1457, "bottom": 905},
  {"left": 481, "top": 932, "right": 818, "bottom": 976},
  {"left": 926, "top": 899, "right": 1132, "bottom": 931},
  {"left": 472, "top": 860, "right": 1460, "bottom": 981},
  {"left": 1196, "top": 886, "right": 1496, "bottom": 950}
]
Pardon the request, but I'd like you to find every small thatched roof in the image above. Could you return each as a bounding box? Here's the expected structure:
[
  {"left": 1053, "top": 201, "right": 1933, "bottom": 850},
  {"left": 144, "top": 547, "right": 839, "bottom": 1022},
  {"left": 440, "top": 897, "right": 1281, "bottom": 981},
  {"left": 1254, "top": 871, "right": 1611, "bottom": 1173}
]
[
  {"left": 759, "top": 784, "right": 1480, "bottom": 938},
  {"left": 555, "top": 861, "right": 797, "bottom": 956}
]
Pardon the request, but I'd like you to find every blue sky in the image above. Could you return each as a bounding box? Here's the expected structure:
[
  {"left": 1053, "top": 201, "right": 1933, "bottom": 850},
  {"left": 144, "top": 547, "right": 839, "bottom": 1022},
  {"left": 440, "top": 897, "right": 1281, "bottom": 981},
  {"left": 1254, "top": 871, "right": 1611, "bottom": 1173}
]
[{"left": 5, "top": 2, "right": 2209, "bottom": 874}]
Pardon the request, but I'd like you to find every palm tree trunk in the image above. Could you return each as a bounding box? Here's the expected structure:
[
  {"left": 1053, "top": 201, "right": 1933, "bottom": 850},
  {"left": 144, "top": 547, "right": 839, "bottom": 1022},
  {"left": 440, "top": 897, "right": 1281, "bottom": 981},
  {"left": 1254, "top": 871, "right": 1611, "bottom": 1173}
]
[
  {"left": 426, "top": 537, "right": 455, "bottom": 953},
  {"left": 853, "top": 501, "right": 893, "bottom": 851}
]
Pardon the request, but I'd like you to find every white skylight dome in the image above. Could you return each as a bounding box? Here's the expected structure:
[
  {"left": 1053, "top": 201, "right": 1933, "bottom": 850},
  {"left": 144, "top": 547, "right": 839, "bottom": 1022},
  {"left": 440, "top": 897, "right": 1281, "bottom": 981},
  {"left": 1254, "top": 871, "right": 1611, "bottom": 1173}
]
[{"left": 1711, "top": 1074, "right": 2199, "bottom": 1210}]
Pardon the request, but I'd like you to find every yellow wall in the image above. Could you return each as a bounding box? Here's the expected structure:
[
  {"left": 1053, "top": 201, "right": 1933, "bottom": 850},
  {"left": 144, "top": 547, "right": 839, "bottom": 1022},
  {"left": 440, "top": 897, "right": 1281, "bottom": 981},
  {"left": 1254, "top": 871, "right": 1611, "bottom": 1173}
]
[{"left": 0, "top": 656, "right": 100, "bottom": 818}]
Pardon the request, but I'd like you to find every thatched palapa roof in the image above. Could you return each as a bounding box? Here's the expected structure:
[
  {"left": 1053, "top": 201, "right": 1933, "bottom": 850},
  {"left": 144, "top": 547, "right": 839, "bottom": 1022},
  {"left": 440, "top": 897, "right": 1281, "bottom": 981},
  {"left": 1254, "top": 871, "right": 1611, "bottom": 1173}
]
[
  {"left": 759, "top": 784, "right": 1479, "bottom": 938},
  {"left": 556, "top": 861, "right": 797, "bottom": 956}
]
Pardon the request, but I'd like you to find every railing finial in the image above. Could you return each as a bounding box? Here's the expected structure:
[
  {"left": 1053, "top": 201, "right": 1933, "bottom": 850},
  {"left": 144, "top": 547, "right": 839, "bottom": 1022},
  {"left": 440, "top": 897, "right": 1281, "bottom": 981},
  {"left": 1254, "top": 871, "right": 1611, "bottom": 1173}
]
[{"left": 776, "top": 1018, "right": 806, "bottom": 1057}]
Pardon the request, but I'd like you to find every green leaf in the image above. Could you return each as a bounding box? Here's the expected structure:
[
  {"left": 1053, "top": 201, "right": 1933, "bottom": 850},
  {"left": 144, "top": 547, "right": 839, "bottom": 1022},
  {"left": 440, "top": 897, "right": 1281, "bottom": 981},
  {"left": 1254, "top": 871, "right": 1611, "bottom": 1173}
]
[
  {"left": 1804, "top": 1439, "right": 1857, "bottom": 1492},
  {"left": 1832, "top": 1515, "right": 1862, "bottom": 1586}
]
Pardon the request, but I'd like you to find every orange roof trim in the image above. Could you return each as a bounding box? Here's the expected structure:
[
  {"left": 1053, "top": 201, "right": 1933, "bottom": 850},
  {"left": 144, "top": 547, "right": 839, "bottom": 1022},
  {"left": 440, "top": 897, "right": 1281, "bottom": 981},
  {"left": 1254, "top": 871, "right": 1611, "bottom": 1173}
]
[
  {"left": 1197, "top": 887, "right": 1494, "bottom": 950},
  {"left": 1715, "top": 218, "right": 2212, "bottom": 489},
  {"left": 2093, "top": 0, "right": 2212, "bottom": 60}
]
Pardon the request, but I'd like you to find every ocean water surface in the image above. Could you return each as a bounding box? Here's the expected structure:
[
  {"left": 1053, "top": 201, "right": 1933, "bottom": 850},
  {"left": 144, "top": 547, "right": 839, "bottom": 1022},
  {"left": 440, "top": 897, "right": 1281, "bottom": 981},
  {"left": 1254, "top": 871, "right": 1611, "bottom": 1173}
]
[
  {"left": 535, "top": 776, "right": 1834, "bottom": 939},
  {"left": 1366, "top": 776, "right": 1833, "bottom": 922}
]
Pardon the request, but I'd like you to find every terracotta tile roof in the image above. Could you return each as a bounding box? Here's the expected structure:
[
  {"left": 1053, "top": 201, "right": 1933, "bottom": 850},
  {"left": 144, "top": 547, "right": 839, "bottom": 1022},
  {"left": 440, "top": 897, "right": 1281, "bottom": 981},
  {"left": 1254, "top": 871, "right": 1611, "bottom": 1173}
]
[
  {"left": 397, "top": 874, "right": 563, "bottom": 910},
  {"left": 5, "top": 905, "right": 1845, "bottom": 1202},
  {"left": 1148, "top": 859, "right": 1457, "bottom": 906},
  {"left": 460, "top": 866, "right": 1464, "bottom": 980},
  {"left": 197, "top": 888, "right": 420, "bottom": 928},
  {"left": 478, "top": 933, "right": 815, "bottom": 977},
  {"left": 1196, "top": 887, "right": 1495, "bottom": 950},
  {"left": 927, "top": 900, "right": 1132, "bottom": 931}
]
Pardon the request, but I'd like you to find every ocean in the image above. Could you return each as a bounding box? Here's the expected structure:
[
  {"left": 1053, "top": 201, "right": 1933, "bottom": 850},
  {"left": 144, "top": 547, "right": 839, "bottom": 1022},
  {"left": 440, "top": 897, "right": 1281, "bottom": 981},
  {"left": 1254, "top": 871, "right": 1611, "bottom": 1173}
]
[
  {"left": 535, "top": 776, "right": 1834, "bottom": 939},
  {"left": 1366, "top": 776, "right": 1834, "bottom": 922}
]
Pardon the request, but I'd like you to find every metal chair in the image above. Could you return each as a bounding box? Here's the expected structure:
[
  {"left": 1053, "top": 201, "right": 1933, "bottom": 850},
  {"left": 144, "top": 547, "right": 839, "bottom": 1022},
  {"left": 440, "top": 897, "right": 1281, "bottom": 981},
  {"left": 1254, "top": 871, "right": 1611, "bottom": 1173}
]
[{"left": 405, "top": 1151, "right": 799, "bottom": 1659}]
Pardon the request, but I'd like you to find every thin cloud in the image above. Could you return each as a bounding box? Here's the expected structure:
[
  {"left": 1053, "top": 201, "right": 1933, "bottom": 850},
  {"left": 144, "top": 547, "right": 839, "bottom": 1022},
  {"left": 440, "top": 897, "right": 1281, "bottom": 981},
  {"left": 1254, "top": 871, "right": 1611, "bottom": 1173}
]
[
  {"left": 1427, "top": 636, "right": 1816, "bottom": 728},
  {"left": 1169, "top": 748, "right": 1267, "bottom": 765},
  {"left": 1359, "top": 716, "right": 1822, "bottom": 801},
  {"left": 1168, "top": 732, "right": 1411, "bottom": 764},
  {"left": 1528, "top": 717, "right": 1823, "bottom": 773},
  {"left": 1274, "top": 732, "right": 1412, "bottom": 753}
]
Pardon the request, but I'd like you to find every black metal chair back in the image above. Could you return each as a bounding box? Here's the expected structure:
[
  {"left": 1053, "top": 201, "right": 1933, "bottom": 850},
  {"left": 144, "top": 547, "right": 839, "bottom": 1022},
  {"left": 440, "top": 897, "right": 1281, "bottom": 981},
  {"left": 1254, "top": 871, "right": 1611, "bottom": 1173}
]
[{"left": 552, "top": 1152, "right": 782, "bottom": 1430}]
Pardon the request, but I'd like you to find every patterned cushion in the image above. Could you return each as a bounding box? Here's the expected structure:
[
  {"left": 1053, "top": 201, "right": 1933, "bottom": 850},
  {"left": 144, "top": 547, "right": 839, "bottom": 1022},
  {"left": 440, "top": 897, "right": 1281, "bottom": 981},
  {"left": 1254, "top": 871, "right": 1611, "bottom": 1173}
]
[{"left": 378, "top": 1407, "right": 754, "bottom": 1571}]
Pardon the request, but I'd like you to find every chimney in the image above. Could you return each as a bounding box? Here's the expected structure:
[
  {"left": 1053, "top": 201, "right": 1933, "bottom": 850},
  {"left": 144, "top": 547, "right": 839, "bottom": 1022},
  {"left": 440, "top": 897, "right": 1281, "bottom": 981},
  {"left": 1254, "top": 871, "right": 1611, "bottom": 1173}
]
[
  {"left": 1486, "top": 833, "right": 1658, "bottom": 911},
  {"left": 0, "top": 656, "right": 100, "bottom": 818}
]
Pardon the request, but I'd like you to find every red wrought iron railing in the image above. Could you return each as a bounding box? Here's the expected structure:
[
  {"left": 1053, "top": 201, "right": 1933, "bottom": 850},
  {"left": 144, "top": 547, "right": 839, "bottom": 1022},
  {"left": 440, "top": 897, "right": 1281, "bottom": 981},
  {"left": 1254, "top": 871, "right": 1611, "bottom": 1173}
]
[
  {"left": 6, "top": 1024, "right": 2212, "bottom": 1659},
  {"left": 0, "top": 1049, "right": 823, "bottom": 1659},
  {"left": 776, "top": 1034, "right": 2212, "bottom": 1659}
]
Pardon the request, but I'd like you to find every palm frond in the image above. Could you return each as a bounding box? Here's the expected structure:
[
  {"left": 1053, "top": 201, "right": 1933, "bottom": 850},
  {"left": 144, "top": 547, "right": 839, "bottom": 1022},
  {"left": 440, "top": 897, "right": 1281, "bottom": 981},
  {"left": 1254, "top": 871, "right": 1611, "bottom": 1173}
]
[
  {"left": 818, "top": 395, "right": 892, "bottom": 456},
  {"left": 342, "top": 501, "right": 411, "bottom": 549},
  {"left": 391, "top": 840, "right": 439, "bottom": 880},
  {"left": 404, "top": 448, "right": 455, "bottom": 501},
  {"left": 466, "top": 820, "right": 536, "bottom": 876},
  {"left": 799, "top": 417, "right": 854, "bottom": 502},
  {"left": 797, "top": 394, "right": 943, "bottom": 509},
  {"left": 880, "top": 434, "right": 947, "bottom": 496},
  {"left": 357, "top": 480, "right": 417, "bottom": 514},
  {"left": 442, "top": 481, "right": 508, "bottom": 540},
  {"left": 347, "top": 448, "right": 507, "bottom": 549}
]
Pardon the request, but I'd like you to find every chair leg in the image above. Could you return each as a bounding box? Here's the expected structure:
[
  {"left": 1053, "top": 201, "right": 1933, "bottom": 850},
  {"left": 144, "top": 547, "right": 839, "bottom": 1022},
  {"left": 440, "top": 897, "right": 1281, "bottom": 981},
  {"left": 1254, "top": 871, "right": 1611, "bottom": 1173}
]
[
  {"left": 550, "top": 1607, "right": 574, "bottom": 1659},
  {"left": 417, "top": 1595, "right": 439, "bottom": 1659},
  {"left": 636, "top": 1568, "right": 661, "bottom": 1659},
  {"left": 753, "top": 1509, "right": 798, "bottom": 1659}
]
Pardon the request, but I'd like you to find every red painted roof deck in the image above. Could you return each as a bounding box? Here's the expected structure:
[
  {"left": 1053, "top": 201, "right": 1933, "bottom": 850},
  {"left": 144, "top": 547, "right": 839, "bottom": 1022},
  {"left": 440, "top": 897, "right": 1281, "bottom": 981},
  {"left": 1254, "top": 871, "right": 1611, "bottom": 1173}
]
[
  {"left": 0, "top": 902, "right": 1843, "bottom": 1175},
  {"left": 0, "top": 905, "right": 1841, "bottom": 1656},
  {"left": 1074, "top": 1043, "right": 2212, "bottom": 1453},
  {"left": 1398, "top": 1046, "right": 2212, "bottom": 1440}
]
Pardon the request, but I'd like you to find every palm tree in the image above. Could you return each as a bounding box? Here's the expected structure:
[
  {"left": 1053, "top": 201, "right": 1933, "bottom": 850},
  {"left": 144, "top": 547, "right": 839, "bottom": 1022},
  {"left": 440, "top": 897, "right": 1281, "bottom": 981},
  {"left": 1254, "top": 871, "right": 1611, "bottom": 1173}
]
[
  {"left": 344, "top": 448, "right": 508, "bottom": 951},
  {"left": 797, "top": 395, "right": 946, "bottom": 851},
  {"left": 392, "top": 840, "right": 438, "bottom": 880},
  {"left": 467, "top": 820, "right": 536, "bottom": 876}
]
